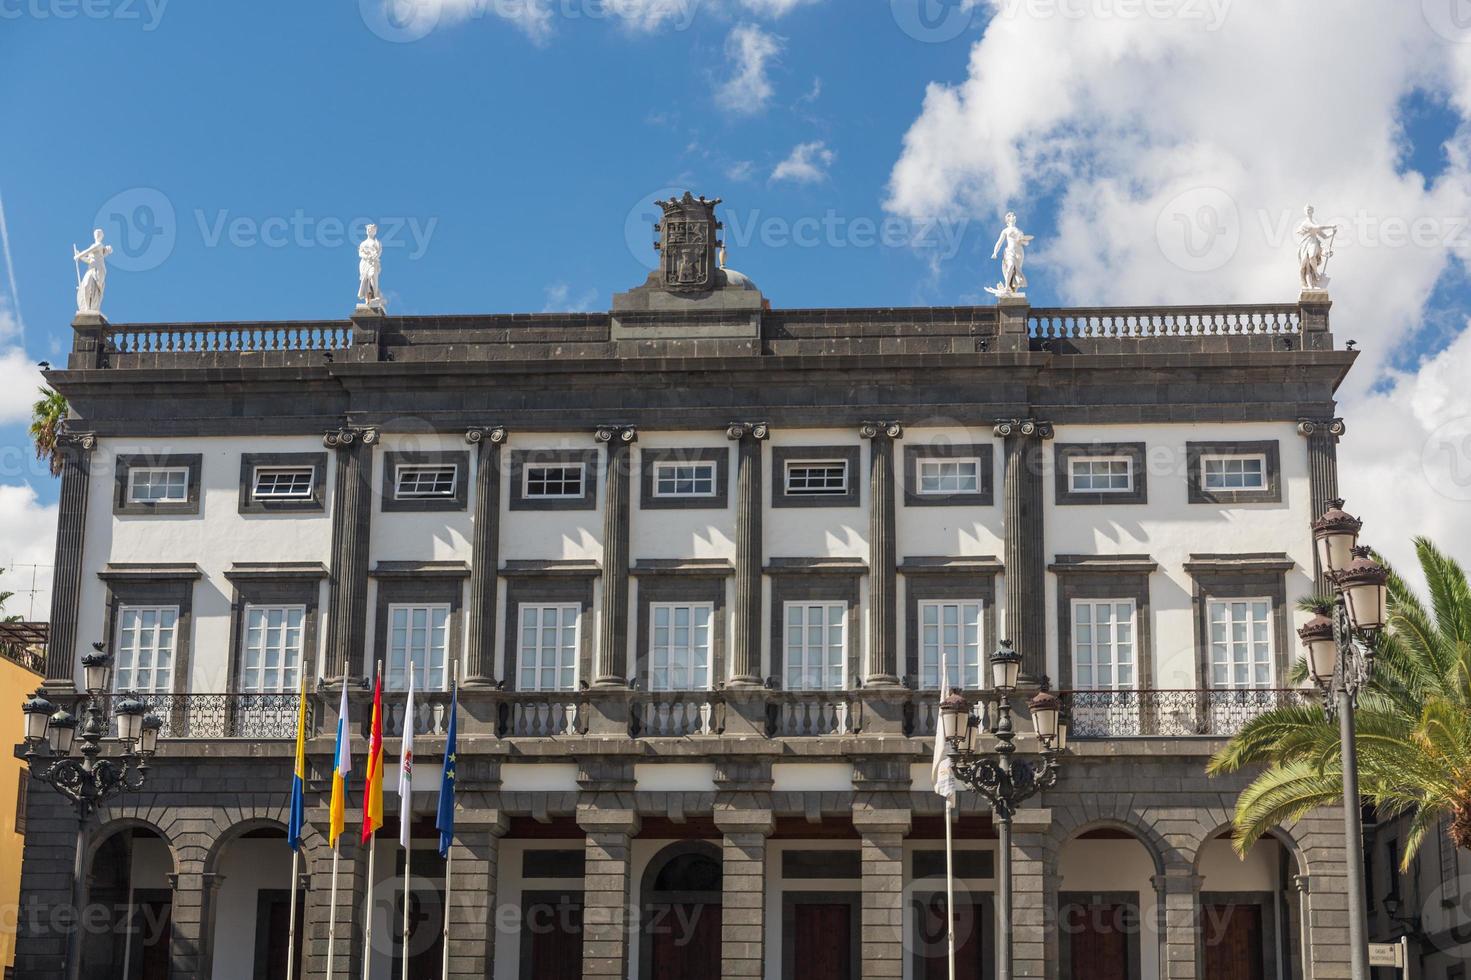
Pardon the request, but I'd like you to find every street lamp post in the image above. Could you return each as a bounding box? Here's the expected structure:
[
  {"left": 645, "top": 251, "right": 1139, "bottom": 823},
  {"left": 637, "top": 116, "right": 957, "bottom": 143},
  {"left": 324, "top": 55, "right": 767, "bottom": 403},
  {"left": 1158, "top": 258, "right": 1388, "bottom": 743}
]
[
  {"left": 20, "top": 643, "right": 160, "bottom": 980},
  {"left": 1301, "top": 499, "right": 1389, "bottom": 980},
  {"left": 939, "top": 641, "right": 1066, "bottom": 980}
]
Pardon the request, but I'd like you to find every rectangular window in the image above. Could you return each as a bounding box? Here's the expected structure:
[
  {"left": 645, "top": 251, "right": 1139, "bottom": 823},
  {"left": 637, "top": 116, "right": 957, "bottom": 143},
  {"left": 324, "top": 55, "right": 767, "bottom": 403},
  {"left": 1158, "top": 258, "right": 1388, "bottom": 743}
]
[
  {"left": 251, "top": 467, "right": 315, "bottom": 500},
  {"left": 387, "top": 604, "right": 450, "bottom": 691},
  {"left": 1068, "top": 457, "right": 1133, "bottom": 493},
  {"left": 127, "top": 468, "right": 189, "bottom": 504},
  {"left": 115, "top": 605, "right": 179, "bottom": 693},
  {"left": 1071, "top": 599, "right": 1137, "bottom": 690},
  {"left": 784, "top": 461, "right": 848, "bottom": 496},
  {"left": 652, "top": 461, "right": 717, "bottom": 498},
  {"left": 918, "top": 600, "right": 983, "bottom": 689},
  {"left": 917, "top": 459, "right": 981, "bottom": 495},
  {"left": 524, "top": 463, "right": 586, "bottom": 499},
  {"left": 239, "top": 605, "right": 305, "bottom": 693},
  {"left": 648, "top": 603, "right": 713, "bottom": 692},
  {"left": 394, "top": 465, "right": 458, "bottom": 500},
  {"left": 1208, "top": 598, "right": 1274, "bottom": 689},
  {"left": 784, "top": 601, "right": 846, "bottom": 690},
  {"left": 518, "top": 604, "right": 580, "bottom": 692},
  {"left": 1201, "top": 454, "right": 1267, "bottom": 491}
]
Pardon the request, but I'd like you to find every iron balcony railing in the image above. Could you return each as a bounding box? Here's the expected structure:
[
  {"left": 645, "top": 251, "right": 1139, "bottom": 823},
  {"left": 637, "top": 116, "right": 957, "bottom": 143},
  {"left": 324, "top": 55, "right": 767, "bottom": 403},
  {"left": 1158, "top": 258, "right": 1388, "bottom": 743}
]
[
  {"left": 1060, "top": 689, "right": 1313, "bottom": 739},
  {"left": 113, "top": 693, "right": 304, "bottom": 740}
]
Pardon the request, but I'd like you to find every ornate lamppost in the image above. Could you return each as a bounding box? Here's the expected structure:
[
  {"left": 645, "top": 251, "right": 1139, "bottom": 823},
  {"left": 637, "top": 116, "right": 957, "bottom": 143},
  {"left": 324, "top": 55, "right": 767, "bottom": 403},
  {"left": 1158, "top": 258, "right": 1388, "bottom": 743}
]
[
  {"left": 939, "top": 641, "right": 1066, "bottom": 980},
  {"left": 1298, "top": 499, "right": 1389, "bottom": 980},
  {"left": 20, "top": 645, "right": 160, "bottom": 980}
]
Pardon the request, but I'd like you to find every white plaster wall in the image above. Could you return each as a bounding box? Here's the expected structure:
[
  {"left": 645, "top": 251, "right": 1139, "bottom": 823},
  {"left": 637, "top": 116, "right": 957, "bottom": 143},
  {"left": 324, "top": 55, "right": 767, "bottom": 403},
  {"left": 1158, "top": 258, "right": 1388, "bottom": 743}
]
[
  {"left": 128, "top": 836, "right": 173, "bottom": 889},
  {"left": 209, "top": 838, "right": 289, "bottom": 980},
  {"left": 78, "top": 436, "right": 334, "bottom": 691},
  {"left": 764, "top": 428, "right": 869, "bottom": 562},
  {"left": 498, "top": 433, "right": 603, "bottom": 564},
  {"left": 1196, "top": 837, "right": 1281, "bottom": 892},
  {"left": 1043, "top": 422, "right": 1317, "bottom": 688},
  {"left": 633, "top": 763, "right": 718, "bottom": 792},
  {"left": 896, "top": 426, "right": 1005, "bottom": 561},
  {"left": 499, "top": 763, "right": 579, "bottom": 792},
  {"left": 770, "top": 762, "right": 854, "bottom": 792},
  {"left": 368, "top": 432, "right": 473, "bottom": 564},
  {"left": 1058, "top": 837, "right": 1162, "bottom": 978}
]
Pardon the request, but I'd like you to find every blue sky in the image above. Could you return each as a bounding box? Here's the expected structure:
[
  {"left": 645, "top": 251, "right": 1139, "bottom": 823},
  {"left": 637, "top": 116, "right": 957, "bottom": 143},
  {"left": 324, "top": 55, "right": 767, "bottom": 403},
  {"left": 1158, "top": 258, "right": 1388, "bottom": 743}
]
[{"left": 2, "top": 0, "right": 1470, "bottom": 608}]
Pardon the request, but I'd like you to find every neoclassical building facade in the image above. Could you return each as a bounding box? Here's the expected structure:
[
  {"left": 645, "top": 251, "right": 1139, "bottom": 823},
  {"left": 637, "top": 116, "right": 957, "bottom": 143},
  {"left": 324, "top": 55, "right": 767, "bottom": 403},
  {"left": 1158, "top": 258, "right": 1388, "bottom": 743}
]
[{"left": 17, "top": 198, "right": 1359, "bottom": 979}]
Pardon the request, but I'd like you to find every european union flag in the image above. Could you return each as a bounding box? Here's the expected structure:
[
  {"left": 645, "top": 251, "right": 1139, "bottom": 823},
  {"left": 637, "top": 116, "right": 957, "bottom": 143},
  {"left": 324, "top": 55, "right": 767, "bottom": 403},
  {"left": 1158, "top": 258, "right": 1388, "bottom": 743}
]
[{"left": 436, "top": 684, "right": 457, "bottom": 859}]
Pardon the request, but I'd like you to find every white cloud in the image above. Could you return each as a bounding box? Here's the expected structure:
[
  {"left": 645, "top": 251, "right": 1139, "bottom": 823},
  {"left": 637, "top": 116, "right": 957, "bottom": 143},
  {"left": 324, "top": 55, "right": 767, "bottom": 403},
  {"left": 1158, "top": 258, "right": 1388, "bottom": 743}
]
[
  {"left": 739, "top": 0, "right": 820, "bottom": 16},
  {"left": 886, "top": 0, "right": 1471, "bottom": 562},
  {"left": 376, "top": 0, "right": 814, "bottom": 42},
  {"left": 771, "top": 140, "right": 834, "bottom": 183},
  {"left": 542, "top": 282, "right": 600, "bottom": 312},
  {"left": 0, "top": 484, "right": 56, "bottom": 622},
  {"left": 716, "top": 23, "right": 782, "bottom": 114},
  {"left": 726, "top": 160, "right": 757, "bottom": 181},
  {"left": 0, "top": 347, "right": 44, "bottom": 427}
]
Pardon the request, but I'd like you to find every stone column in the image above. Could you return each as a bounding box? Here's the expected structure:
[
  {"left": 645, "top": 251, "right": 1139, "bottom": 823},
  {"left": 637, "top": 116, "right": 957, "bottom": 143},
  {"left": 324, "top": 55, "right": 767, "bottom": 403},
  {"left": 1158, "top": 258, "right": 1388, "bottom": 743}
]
[
  {"left": 1297, "top": 418, "right": 1345, "bottom": 592},
  {"left": 44, "top": 430, "right": 95, "bottom": 690},
  {"left": 853, "top": 803, "right": 911, "bottom": 978},
  {"left": 577, "top": 805, "right": 640, "bottom": 979},
  {"left": 444, "top": 813, "right": 510, "bottom": 979},
  {"left": 324, "top": 425, "right": 378, "bottom": 682},
  {"left": 594, "top": 426, "right": 637, "bottom": 688},
  {"left": 167, "top": 864, "right": 223, "bottom": 980},
  {"left": 997, "top": 419, "right": 1052, "bottom": 681},
  {"left": 714, "top": 805, "right": 773, "bottom": 978},
  {"left": 1290, "top": 875, "right": 1311, "bottom": 980},
  {"left": 726, "top": 422, "right": 769, "bottom": 688},
  {"left": 465, "top": 427, "right": 507, "bottom": 686},
  {"left": 1299, "top": 290, "right": 1333, "bottom": 351},
  {"left": 1153, "top": 867, "right": 1203, "bottom": 980},
  {"left": 862, "top": 422, "right": 904, "bottom": 687},
  {"left": 1010, "top": 808, "right": 1055, "bottom": 978}
]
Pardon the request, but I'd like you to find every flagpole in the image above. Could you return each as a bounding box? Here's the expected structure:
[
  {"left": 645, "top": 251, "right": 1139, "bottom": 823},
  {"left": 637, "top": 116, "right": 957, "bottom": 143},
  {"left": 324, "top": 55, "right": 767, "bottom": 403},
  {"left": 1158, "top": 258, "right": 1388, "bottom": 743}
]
[
  {"left": 441, "top": 662, "right": 458, "bottom": 980},
  {"left": 945, "top": 794, "right": 957, "bottom": 980},
  {"left": 362, "top": 661, "right": 384, "bottom": 980},
  {"left": 401, "top": 828, "right": 412, "bottom": 980},
  {"left": 326, "top": 844, "right": 342, "bottom": 978},
  {"left": 401, "top": 656, "right": 416, "bottom": 980},
  {"left": 285, "top": 848, "right": 300, "bottom": 980}
]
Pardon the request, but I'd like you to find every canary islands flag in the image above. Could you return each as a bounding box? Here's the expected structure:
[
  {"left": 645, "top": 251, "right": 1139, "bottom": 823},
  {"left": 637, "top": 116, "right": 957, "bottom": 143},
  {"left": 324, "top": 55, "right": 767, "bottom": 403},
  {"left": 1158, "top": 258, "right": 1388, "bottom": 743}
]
[
  {"left": 361, "top": 670, "right": 384, "bottom": 846},
  {"left": 287, "top": 672, "right": 308, "bottom": 852},
  {"left": 328, "top": 683, "right": 352, "bottom": 847}
]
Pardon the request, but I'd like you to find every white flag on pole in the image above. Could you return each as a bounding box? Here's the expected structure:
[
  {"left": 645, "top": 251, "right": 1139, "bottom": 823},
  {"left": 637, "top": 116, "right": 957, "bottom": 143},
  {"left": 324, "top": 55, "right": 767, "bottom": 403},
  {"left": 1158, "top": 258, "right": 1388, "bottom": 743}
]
[
  {"left": 931, "top": 649, "right": 956, "bottom": 800},
  {"left": 398, "top": 664, "right": 416, "bottom": 847}
]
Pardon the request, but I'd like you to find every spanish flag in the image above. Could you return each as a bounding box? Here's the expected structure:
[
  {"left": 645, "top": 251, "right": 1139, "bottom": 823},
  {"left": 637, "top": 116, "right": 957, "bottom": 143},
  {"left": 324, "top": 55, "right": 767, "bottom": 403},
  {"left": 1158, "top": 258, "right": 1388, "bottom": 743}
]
[
  {"left": 360, "top": 669, "right": 384, "bottom": 845},
  {"left": 287, "top": 672, "right": 308, "bottom": 852},
  {"left": 328, "top": 683, "right": 352, "bottom": 847}
]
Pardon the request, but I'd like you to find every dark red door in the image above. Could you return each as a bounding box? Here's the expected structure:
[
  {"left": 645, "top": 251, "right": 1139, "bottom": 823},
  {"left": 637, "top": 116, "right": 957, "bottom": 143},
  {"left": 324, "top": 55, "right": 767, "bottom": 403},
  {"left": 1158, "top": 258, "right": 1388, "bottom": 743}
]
[
  {"left": 526, "top": 896, "right": 583, "bottom": 979},
  {"left": 916, "top": 898, "right": 986, "bottom": 980},
  {"left": 650, "top": 903, "right": 722, "bottom": 979},
  {"left": 1201, "top": 904, "right": 1263, "bottom": 980},
  {"left": 793, "top": 903, "right": 852, "bottom": 980},
  {"left": 1066, "top": 904, "right": 1129, "bottom": 980}
]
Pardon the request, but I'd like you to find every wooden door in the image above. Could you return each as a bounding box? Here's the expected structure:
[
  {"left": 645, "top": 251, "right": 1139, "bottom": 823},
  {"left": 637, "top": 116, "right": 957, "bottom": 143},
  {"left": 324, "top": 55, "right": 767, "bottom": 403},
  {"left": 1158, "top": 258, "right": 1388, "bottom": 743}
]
[
  {"left": 1066, "top": 904, "right": 1129, "bottom": 980},
  {"left": 137, "top": 899, "right": 171, "bottom": 980},
  {"left": 916, "top": 898, "right": 987, "bottom": 980},
  {"left": 254, "top": 889, "right": 304, "bottom": 980},
  {"left": 793, "top": 903, "right": 853, "bottom": 980},
  {"left": 1201, "top": 904, "right": 1263, "bottom": 980},
  {"left": 649, "top": 903, "right": 722, "bottom": 979},
  {"left": 526, "top": 895, "right": 583, "bottom": 979}
]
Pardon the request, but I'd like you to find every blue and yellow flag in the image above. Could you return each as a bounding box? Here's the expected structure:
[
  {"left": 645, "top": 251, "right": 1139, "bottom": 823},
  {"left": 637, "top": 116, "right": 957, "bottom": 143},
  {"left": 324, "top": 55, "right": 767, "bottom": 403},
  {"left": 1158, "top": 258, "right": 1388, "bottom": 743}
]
[
  {"left": 436, "top": 681, "right": 458, "bottom": 859},
  {"left": 287, "top": 672, "right": 308, "bottom": 852},
  {"left": 328, "top": 683, "right": 352, "bottom": 847}
]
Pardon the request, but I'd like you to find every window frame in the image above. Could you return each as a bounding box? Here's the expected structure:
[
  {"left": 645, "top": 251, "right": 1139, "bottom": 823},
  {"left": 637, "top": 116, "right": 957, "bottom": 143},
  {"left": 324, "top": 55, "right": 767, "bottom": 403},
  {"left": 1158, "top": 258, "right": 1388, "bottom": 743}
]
[
  {"left": 523, "top": 462, "right": 586, "bottom": 500},
  {"left": 515, "top": 602, "right": 582, "bottom": 693},
  {"left": 113, "top": 604, "right": 182, "bottom": 695},
  {"left": 1068, "top": 456, "right": 1133, "bottom": 494},
  {"left": 114, "top": 454, "right": 203, "bottom": 515},
  {"left": 1053, "top": 442, "right": 1148, "bottom": 506},
  {"left": 223, "top": 565, "right": 324, "bottom": 695},
  {"left": 771, "top": 445, "right": 861, "bottom": 508},
  {"left": 509, "top": 449, "right": 600, "bottom": 511},
  {"left": 1052, "top": 555, "right": 1156, "bottom": 693},
  {"left": 639, "top": 447, "right": 730, "bottom": 510},
  {"left": 371, "top": 570, "right": 467, "bottom": 691},
  {"left": 1186, "top": 554, "right": 1292, "bottom": 691},
  {"left": 238, "top": 452, "right": 329, "bottom": 514},
  {"left": 916, "top": 598, "right": 985, "bottom": 691},
  {"left": 1205, "top": 596, "right": 1276, "bottom": 690},
  {"left": 237, "top": 603, "right": 308, "bottom": 694},
  {"left": 645, "top": 601, "right": 716, "bottom": 692},
  {"left": 782, "top": 600, "right": 849, "bottom": 692},
  {"left": 1186, "top": 441, "right": 1281, "bottom": 504},
  {"left": 384, "top": 601, "right": 453, "bottom": 693},
  {"left": 904, "top": 443, "right": 995, "bottom": 507},
  {"left": 1069, "top": 597, "right": 1140, "bottom": 692},
  {"left": 504, "top": 571, "right": 597, "bottom": 690},
  {"left": 784, "top": 460, "right": 849, "bottom": 496},
  {"left": 380, "top": 450, "right": 469, "bottom": 513},
  {"left": 1199, "top": 453, "right": 1268, "bottom": 492},
  {"left": 98, "top": 567, "right": 199, "bottom": 697},
  {"left": 653, "top": 461, "right": 717, "bottom": 498}
]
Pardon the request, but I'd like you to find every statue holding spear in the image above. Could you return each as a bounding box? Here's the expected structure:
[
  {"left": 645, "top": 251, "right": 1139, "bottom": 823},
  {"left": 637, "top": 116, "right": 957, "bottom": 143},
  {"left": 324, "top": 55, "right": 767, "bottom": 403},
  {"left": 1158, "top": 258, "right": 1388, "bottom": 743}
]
[
  {"left": 1296, "top": 205, "right": 1338, "bottom": 291},
  {"left": 73, "top": 228, "right": 112, "bottom": 314}
]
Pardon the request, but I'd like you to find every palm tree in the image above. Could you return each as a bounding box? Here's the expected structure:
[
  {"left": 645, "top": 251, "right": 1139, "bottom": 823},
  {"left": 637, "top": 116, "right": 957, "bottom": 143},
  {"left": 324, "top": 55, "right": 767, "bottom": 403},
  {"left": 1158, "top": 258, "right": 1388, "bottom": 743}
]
[
  {"left": 29, "top": 386, "right": 68, "bottom": 477},
  {"left": 1209, "top": 537, "right": 1471, "bottom": 868}
]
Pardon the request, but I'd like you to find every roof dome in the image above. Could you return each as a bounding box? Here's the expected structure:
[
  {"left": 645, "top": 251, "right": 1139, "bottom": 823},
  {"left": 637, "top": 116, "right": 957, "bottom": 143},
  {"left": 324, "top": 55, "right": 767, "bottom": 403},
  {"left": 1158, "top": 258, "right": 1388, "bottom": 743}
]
[{"left": 718, "top": 248, "right": 758, "bottom": 290}]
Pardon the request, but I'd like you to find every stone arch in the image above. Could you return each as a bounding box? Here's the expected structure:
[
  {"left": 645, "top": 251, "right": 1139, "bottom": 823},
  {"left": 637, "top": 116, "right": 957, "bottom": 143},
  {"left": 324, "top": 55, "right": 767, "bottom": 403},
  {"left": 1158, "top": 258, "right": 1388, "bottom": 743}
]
[
  {"left": 1050, "top": 803, "right": 1183, "bottom": 874},
  {"left": 84, "top": 811, "right": 178, "bottom": 874},
  {"left": 81, "top": 813, "right": 178, "bottom": 979},
  {"left": 1188, "top": 818, "right": 1308, "bottom": 878}
]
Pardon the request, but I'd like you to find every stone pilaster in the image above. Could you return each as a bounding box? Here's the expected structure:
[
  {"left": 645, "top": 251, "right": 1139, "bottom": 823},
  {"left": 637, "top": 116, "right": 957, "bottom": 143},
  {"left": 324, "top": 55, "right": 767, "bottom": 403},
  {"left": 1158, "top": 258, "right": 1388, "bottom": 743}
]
[
  {"left": 726, "top": 422, "right": 769, "bottom": 688},
  {"left": 594, "top": 425, "right": 637, "bottom": 688},
  {"left": 304, "top": 831, "right": 364, "bottom": 980},
  {"left": 44, "top": 430, "right": 95, "bottom": 690},
  {"left": 713, "top": 806, "right": 773, "bottom": 978},
  {"left": 324, "top": 425, "right": 378, "bottom": 682},
  {"left": 166, "top": 865, "right": 222, "bottom": 980},
  {"left": 1010, "top": 808, "right": 1055, "bottom": 978},
  {"left": 1290, "top": 875, "right": 1311, "bottom": 980},
  {"left": 1297, "top": 418, "right": 1345, "bottom": 593},
  {"left": 853, "top": 804, "right": 911, "bottom": 978},
  {"left": 861, "top": 421, "right": 904, "bottom": 687},
  {"left": 444, "top": 814, "right": 510, "bottom": 980},
  {"left": 577, "top": 806, "right": 640, "bottom": 978},
  {"left": 465, "top": 427, "right": 507, "bottom": 686},
  {"left": 997, "top": 419, "right": 1052, "bottom": 680},
  {"left": 1299, "top": 290, "right": 1333, "bottom": 351},
  {"left": 1153, "top": 868, "right": 1203, "bottom": 980}
]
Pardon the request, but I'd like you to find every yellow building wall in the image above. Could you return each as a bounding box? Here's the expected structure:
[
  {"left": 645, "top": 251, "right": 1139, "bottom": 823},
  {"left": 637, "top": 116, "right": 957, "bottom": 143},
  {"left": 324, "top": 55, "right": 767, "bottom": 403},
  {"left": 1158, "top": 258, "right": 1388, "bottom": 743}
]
[{"left": 0, "top": 655, "right": 40, "bottom": 971}]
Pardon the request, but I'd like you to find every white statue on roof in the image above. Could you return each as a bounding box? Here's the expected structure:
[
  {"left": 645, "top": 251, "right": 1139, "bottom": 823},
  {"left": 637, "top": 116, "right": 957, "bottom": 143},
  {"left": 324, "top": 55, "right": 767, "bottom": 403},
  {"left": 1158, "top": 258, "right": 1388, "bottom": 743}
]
[
  {"left": 1296, "top": 205, "right": 1338, "bottom": 291},
  {"left": 73, "top": 229, "right": 112, "bottom": 315},
  {"left": 357, "top": 223, "right": 385, "bottom": 311},
  {"left": 985, "top": 212, "right": 1033, "bottom": 299}
]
